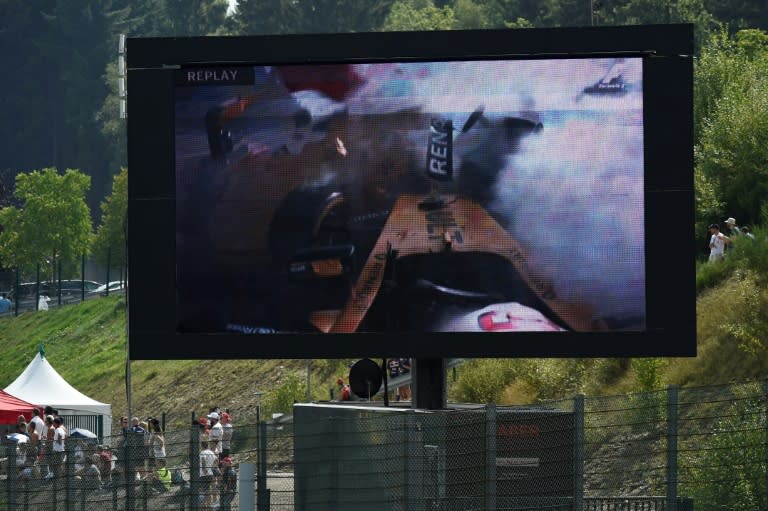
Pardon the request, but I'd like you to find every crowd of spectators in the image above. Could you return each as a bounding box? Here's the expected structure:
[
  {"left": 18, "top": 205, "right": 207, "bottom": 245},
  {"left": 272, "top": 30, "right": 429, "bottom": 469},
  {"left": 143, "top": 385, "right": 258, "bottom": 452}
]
[
  {"left": 192, "top": 408, "right": 236, "bottom": 510},
  {"left": 3, "top": 404, "right": 237, "bottom": 508},
  {"left": 4, "top": 406, "right": 67, "bottom": 483}
]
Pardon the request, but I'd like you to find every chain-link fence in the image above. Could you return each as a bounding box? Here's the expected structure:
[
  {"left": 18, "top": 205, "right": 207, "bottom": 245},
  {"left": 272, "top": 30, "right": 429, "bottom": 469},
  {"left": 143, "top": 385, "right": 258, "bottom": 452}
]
[
  {"left": 0, "top": 252, "right": 126, "bottom": 318},
  {"left": 2, "top": 381, "right": 766, "bottom": 510}
]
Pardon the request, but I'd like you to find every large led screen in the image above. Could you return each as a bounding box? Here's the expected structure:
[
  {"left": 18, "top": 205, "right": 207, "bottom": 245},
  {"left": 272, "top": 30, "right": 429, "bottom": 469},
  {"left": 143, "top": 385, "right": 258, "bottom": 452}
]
[
  {"left": 128, "top": 25, "right": 695, "bottom": 358},
  {"left": 176, "top": 59, "right": 644, "bottom": 334}
]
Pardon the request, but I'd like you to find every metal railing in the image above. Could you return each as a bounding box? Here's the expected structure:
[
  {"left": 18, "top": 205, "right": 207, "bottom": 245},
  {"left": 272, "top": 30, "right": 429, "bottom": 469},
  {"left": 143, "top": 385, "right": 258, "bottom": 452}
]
[{"left": 2, "top": 381, "right": 767, "bottom": 510}]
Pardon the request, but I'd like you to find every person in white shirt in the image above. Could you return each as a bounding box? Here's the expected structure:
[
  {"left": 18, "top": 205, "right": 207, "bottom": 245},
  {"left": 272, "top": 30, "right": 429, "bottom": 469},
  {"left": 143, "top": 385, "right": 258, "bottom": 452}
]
[
  {"left": 29, "top": 408, "right": 46, "bottom": 443},
  {"left": 52, "top": 416, "right": 67, "bottom": 477},
  {"left": 207, "top": 412, "right": 223, "bottom": 457},
  {"left": 220, "top": 412, "right": 233, "bottom": 458},
  {"left": 708, "top": 223, "right": 730, "bottom": 262},
  {"left": 199, "top": 440, "right": 218, "bottom": 510}
]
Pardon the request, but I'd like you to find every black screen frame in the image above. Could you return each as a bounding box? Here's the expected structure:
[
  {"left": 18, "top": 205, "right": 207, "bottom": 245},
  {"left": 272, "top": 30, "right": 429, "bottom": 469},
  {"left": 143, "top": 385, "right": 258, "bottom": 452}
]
[{"left": 127, "top": 24, "right": 695, "bottom": 360}]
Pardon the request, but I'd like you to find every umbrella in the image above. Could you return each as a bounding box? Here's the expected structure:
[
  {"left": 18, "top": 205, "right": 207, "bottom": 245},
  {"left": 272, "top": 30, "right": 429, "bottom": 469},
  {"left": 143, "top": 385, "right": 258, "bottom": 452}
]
[
  {"left": 69, "top": 427, "right": 97, "bottom": 439},
  {"left": 6, "top": 433, "right": 29, "bottom": 443}
]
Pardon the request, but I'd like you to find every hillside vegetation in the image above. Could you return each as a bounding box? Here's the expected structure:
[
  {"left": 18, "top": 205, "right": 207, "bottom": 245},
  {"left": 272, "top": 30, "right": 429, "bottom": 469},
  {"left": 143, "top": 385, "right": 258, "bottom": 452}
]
[
  {"left": 0, "top": 296, "right": 353, "bottom": 432},
  {"left": 2, "top": 229, "right": 767, "bottom": 432}
]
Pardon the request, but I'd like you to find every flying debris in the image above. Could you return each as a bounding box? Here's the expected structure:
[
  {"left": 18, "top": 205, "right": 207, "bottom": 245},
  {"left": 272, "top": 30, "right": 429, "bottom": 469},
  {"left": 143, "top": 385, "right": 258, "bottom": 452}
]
[{"left": 576, "top": 58, "right": 632, "bottom": 101}]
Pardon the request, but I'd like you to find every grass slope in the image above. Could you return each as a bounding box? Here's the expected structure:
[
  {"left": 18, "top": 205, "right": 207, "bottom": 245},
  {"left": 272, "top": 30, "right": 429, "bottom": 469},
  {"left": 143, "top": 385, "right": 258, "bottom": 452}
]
[
  {"left": 1, "top": 279, "right": 765, "bottom": 434},
  {"left": 0, "top": 296, "right": 329, "bottom": 432}
]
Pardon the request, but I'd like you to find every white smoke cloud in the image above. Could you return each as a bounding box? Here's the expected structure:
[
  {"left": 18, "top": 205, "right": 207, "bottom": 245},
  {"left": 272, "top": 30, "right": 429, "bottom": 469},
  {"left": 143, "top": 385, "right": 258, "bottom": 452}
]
[{"left": 491, "top": 113, "right": 646, "bottom": 325}]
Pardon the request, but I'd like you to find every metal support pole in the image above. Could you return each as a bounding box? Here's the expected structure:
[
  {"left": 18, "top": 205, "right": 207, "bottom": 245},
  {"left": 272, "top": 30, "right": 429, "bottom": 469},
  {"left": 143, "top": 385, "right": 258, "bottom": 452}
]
[
  {"left": 382, "top": 359, "right": 389, "bottom": 407},
  {"left": 412, "top": 358, "right": 446, "bottom": 410},
  {"left": 126, "top": 431, "right": 139, "bottom": 511},
  {"left": 57, "top": 258, "right": 62, "bottom": 305},
  {"left": 485, "top": 402, "right": 497, "bottom": 511},
  {"left": 574, "top": 394, "right": 585, "bottom": 511},
  {"left": 35, "top": 263, "right": 40, "bottom": 311},
  {"left": 667, "top": 385, "right": 679, "bottom": 511}
]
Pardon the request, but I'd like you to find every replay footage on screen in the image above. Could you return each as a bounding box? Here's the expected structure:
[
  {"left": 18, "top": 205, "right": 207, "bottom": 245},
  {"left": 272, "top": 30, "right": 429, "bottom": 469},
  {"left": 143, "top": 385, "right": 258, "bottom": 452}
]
[{"left": 173, "top": 58, "right": 646, "bottom": 336}]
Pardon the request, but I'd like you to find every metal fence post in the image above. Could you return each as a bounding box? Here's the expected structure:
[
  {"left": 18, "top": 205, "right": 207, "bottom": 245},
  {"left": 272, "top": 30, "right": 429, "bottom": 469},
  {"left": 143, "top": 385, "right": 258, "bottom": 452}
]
[
  {"left": 190, "top": 412, "right": 200, "bottom": 511},
  {"left": 106, "top": 247, "right": 111, "bottom": 296},
  {"left": 404, "top": 409, "right": 414, "bottom": 511},
  {"left": 574, "top": 394, "right": 585, "bottom": 511},
  {"left": 7, "top": 445, "right": 17, "bottom": 511},
  {"left": 35, "top": 263, "right": 40, "bottom": 311},
  {"left": 239, "top": 463, "right": 256, "bottom": 511},
  {"left": 485, "top": 402, "right": 497, "bottom": 511},
  {"left": 14, "top": 267, "right": 19, "bottom": 316},
  {"left": 81, "top": 253, "right": 86, "bottom": 302},
  {"left": 57, "top": 258, "right": 62, "bottom": 305},
  {"left": 257, "top": 420, "right": 269, "bottom": 510},
  {"left": 65, "top": 438, "right": 74, "bottom": 511},
  {"left": 666, "top": 384, "right": 679, "bottom": 511}
]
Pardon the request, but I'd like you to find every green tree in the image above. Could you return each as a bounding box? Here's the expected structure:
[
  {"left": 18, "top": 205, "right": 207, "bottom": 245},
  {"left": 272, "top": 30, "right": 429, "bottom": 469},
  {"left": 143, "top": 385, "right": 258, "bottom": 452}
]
[
  {"left": 92, "top": 167, "right": 127, "bottom": 275},
  {"left": 228, "top": 0, "right": 294, "bottom": 34},
  {"left": 451, "top": 0, "right": 494, "bottom": 29},
  {"left": 264, "top": 373, "right": 307, "bottom": 416},
  {"left": 96, "top": 61, "right": 127, "bottom": 183},
  {"left": 694, "top": 29, "right": 768, "bottom": 231},
  {"left": 476, "top": 0, "right": 537, "bottom": 27},
  {"left": 450, "top": 359, "right": 517, "bottom": 403},
  {"left": 696, "top": 36, "right": 768, "bottom": 227},
  {"left": 231, "top": 0, "right": 395, "bottom": 35},
  {"left": 382, "top": 0, "right": 456, "bottom": 31},
  {"left": 542, "top": 0, "right": 591, "bottom": 27},
  {"left": 703, "top": 0, "right": 768, "bottom": 33},
  {"left": 162, "top": 0, "right": 229, "bottom": 36},
  {"left": 0, "top": 168, "right": 92, "bottom": 280}
]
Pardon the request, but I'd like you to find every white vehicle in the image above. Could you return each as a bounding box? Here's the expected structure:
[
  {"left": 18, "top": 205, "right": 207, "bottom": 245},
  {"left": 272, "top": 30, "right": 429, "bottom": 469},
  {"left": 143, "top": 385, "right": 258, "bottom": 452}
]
[{"left": 90, "top": 281, "right": 126, "bottom": 295}]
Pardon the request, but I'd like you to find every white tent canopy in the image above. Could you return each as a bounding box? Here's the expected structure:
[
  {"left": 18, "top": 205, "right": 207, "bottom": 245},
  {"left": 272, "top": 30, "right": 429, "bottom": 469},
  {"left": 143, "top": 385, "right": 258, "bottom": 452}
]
[{"left": 4, "top": 350, "right": 112, "bottom": 425}]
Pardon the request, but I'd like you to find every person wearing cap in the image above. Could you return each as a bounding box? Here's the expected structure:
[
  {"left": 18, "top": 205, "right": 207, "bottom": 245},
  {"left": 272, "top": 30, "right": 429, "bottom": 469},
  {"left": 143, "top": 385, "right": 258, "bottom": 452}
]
[
  {"left": 724, "top": 217, "right": 741, "bottom": 237},
  {"left": 741, "top": 226, "right": 756, "bottom": 240},
  {"left": 219, "top": 455, "right": 237, "bottom": 511},
  {"left": 207, "top": 411, "right": 224, "bottom": 457},
  {"left": 708, "top": 223, "right": 730, "bottom": 262},
  {"left": 336, "top": 378, "right": 351, "bottom": 401}
]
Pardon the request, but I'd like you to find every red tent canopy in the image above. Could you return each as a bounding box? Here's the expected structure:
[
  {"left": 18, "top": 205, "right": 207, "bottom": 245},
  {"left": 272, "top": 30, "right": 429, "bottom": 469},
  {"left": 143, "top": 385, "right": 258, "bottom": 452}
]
[{"left": 0, "top": 389, "right": 38, "bottom": 425}]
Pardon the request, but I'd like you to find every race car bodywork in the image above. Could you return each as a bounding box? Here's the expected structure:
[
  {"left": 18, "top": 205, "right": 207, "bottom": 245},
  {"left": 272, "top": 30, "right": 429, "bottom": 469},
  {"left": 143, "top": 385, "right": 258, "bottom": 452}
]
[
  {"left": 264, "top": 105, "right": 600, "bottom": 334},
  {"left": 286, "top": 193, "right": 602, "bottom": 333}
]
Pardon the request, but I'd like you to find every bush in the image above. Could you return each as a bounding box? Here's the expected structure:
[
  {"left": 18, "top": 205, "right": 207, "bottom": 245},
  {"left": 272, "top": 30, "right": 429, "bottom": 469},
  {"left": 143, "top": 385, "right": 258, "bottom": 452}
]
[
  {"left": 695, "top": 257, "right": 735, "bottom": 292},
  {"left": 680, "top": 397, "right": 767, "bottom": 511},
  {"left": 449, "top": 359, "right": 517, "bottom": 403},
  {"left": 727, "top": 226, "right": 768, "bottom": 283},
  {"left": 263, "top": 373, "right": 306, "bottom": 418}
]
